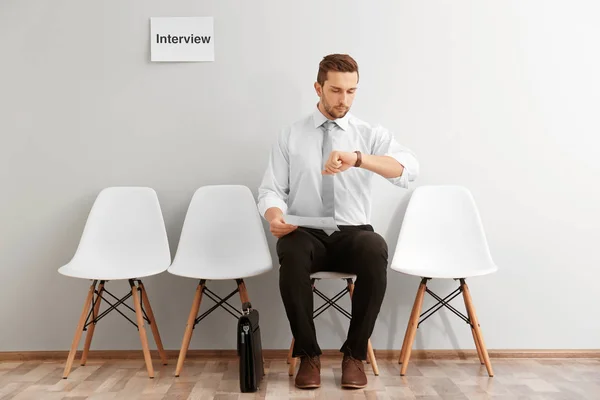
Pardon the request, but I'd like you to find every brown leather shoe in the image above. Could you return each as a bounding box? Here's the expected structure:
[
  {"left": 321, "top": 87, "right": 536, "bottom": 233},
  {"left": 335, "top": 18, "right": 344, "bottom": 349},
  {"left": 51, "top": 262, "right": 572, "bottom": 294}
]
[
  {"left": 341, "top": 355, "right": 367, "bottom": 389},
  {"left": 295, "top": 355, "right": 321, "bottom": 389}
]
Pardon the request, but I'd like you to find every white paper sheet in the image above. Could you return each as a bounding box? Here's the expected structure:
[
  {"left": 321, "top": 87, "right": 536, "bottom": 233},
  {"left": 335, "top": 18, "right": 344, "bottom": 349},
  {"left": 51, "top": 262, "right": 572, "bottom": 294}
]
[{"left": 284, "top": 215, "right": 339, "bottom": 235}]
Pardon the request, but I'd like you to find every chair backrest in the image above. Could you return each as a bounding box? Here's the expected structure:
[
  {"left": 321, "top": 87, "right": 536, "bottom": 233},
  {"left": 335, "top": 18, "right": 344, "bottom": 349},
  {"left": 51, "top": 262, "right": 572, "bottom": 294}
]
[
  {"left": 390, "top": 185, "right": 497, "bottom": 275},
  {"left": 63, "top": 187, "right": 171, "bottom": 276},
  {"left": 169, "top": 185, "right": 272, "bottom": 279}
]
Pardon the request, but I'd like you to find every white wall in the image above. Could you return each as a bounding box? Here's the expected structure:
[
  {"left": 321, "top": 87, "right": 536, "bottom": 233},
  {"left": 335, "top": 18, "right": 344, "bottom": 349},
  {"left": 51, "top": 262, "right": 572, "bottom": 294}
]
[{"left": 1, "top": 0, "right": 599, "bottom": 352}]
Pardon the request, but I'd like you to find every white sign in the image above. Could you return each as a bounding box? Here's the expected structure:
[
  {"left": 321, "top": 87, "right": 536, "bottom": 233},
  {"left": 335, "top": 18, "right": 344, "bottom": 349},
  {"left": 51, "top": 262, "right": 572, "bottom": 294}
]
[{"left": 150, "top": 17, "right": 214, "bottom": 62}]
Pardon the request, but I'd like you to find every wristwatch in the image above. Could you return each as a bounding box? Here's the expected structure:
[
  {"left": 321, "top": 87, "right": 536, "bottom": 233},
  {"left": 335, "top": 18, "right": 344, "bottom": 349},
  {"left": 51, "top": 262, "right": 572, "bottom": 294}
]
[{"left": 354, "top": 150, "right": 362, "bottom": 167}]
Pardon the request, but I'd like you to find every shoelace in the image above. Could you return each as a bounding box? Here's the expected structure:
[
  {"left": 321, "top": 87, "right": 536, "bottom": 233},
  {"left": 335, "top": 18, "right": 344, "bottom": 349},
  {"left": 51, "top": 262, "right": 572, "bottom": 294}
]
[
  {"left": 301, "top": 355, "right": 320, "bottom": 370},
  {"left": 343, "top": 356, "right": 364, "bottom": 372}
]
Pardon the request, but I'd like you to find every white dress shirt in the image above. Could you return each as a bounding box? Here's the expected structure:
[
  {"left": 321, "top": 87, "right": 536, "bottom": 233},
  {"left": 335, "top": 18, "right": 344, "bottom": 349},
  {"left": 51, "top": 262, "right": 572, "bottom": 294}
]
[{"left": 257, "top": 107, "right": 419, "bottom": 226}]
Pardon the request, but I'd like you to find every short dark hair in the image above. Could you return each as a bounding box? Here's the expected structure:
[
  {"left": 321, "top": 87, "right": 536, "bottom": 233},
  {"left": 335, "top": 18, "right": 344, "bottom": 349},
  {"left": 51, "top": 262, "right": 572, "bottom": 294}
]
[{"left": 317, "top": 54, "right": 359, "bottom": 86}]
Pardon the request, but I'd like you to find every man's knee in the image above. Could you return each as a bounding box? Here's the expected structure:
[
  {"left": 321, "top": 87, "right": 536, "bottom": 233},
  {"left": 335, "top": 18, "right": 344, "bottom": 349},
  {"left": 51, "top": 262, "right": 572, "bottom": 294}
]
[
  {"left": 277, "top": 230, "right": 314, "bottom": 283},
  {"left": 351, "top": 232, "right": 388, "bottom": 285},
  {"left": 277, "top": 230, "right": 314, "bottom": 263},
  {"left": 353, "top": 231, "right": 388, "bottom": 264}
]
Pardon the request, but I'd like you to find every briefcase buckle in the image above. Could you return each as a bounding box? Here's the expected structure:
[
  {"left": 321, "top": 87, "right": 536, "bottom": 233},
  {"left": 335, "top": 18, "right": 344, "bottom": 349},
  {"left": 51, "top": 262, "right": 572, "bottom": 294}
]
[{"left": 242, "top": 301, "right": 252, "bottom": 315}]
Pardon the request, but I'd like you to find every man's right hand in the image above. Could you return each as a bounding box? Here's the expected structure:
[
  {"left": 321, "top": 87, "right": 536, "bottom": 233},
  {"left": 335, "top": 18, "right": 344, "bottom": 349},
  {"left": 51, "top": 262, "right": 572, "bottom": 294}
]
[
  {"left": 265, "top": 208, "right": 297, "bottom": 238},
  {"left": 269, "top": 215, "right": 298, "bottom": 238}
]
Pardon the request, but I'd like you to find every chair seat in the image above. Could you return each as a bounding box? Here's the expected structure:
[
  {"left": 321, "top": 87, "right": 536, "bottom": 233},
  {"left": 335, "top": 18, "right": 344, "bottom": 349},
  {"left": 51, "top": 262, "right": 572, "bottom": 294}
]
[
  {"left": 392, "top": 263, "right": 497, "bottom": 279},
  {"left": 310, "top": 271, "right": 356, "bottom": 280},
  {"left": 167, "top": 261, "right": 271, "bottom": 280},
  {"left": 58, "top": 260, "right": 168, "bottom": 281}
]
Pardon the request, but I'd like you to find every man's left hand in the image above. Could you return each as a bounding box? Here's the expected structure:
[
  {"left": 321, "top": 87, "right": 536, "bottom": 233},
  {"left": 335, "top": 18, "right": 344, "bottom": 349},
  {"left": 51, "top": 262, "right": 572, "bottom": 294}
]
[{"left": 322, "top": 151, "right": 358, "bottom": 175}]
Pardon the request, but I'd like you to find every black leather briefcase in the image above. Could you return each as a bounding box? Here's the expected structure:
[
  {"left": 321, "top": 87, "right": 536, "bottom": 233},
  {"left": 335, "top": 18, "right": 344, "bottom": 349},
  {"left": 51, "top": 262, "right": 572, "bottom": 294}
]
[{"left": 237, "top": 302, "right": 264, "bottom": 393}]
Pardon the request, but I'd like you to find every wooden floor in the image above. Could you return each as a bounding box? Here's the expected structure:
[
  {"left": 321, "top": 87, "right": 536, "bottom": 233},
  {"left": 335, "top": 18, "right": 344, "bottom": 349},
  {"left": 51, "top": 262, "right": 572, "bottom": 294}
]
[{"left": 1, "top": 357, "right": 600, "bottom": 399}]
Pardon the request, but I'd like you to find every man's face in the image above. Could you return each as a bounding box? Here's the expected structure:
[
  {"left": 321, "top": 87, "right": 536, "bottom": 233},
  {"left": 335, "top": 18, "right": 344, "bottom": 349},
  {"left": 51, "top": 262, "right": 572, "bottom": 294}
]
[{"left": 315, "top": 71, "right": 358, "bottom": 119}]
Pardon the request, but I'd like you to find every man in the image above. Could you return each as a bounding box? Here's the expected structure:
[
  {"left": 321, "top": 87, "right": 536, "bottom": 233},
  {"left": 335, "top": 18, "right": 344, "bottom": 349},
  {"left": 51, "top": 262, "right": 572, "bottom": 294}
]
[{"left": 257, "top": 54, "right": 419, "bottom": 389}]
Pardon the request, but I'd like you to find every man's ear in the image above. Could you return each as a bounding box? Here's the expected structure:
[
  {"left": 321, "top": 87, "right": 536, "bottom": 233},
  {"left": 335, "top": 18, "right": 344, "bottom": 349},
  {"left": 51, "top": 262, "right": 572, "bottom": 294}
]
[{"left": 314, "top": 81, "right": 322, "bottom": 97}]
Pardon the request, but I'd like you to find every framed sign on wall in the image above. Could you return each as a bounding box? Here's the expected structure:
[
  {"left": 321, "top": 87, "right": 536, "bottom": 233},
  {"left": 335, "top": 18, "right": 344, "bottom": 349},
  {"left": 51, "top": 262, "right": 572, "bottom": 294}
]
[{"left": 150, "top": 17, "right": 214, "bottom": 62}]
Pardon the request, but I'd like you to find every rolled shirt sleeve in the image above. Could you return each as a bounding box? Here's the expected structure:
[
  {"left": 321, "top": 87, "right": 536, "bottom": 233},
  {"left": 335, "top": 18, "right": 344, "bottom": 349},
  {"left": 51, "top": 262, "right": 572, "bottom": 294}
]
[{"left": 371, "top": 126, "right": 419, "bottom": 188}]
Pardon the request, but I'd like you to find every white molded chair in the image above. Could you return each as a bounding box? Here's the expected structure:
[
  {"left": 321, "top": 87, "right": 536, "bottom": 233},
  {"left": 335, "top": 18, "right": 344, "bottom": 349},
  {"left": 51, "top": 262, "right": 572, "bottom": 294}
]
[
  {"left": 59, "top": 187, "right": 171, "bottom": 379},
  {"left": 287, "top": 272, "right": 380, "bottom": 377},
  {"left": 391, "top": 185, "right": 498, "bottom": 377},
  {"left": 168, "top": 185, "right": 272, "bottom": 376}
]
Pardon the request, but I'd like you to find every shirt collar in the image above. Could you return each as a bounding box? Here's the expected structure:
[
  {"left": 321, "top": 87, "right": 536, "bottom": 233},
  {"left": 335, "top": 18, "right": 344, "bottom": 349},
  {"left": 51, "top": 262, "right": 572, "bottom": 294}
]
[{"left": 312, "top": 105, "right": 350, "bottom": 131}]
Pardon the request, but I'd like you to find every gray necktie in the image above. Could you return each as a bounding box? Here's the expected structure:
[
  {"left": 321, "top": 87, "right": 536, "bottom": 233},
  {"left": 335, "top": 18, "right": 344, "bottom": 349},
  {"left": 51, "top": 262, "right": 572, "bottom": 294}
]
[{"left": 321, "top": 121, "right": 335, "bottom": 219}]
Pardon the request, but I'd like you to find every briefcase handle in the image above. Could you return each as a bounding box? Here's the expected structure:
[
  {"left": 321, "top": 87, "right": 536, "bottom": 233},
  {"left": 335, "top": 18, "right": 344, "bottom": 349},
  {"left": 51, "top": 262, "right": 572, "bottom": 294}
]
[{"left": 242, "top": 301, "right": 253, "bottom": 315}]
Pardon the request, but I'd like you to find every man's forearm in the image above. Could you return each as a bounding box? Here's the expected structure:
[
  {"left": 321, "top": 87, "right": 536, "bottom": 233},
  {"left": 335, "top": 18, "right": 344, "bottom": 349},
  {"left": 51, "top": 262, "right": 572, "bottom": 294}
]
[
  {"left": 264, "top": 207, "right": 284, "bottom": 223},
  {"left": 360, "top": 154, "right": 404, "bottom": 179}
]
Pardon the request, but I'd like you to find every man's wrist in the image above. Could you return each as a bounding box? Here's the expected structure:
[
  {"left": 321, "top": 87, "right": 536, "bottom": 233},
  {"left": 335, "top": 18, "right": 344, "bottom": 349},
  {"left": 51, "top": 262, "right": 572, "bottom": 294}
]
[{"left": 265, "top": 207, "right": 283, "bottom": 223}]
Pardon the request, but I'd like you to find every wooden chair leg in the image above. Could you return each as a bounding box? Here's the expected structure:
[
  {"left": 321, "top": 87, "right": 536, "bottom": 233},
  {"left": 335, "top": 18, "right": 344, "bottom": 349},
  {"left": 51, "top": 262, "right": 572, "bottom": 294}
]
[
  {"left": 63, "top": 281, "right": 97, "bottom": 379},
  {"left": 175, "top": 281, "right": 205, "bottom": 377},
  {"left": 237, "top": 279, "right": 250, "bottom": 304},
  {"left": 400, "top": 278, "right": 427, "bottom": 376},
  {"left": 346, "top": 278, "right": 355, "bottom": 297},
  {"left": 346, "top": 279, "right": 379, "bottom": 375},
  {"left": 461, "top": 279, "right": 493, "bottom": 377},
  {"left": 399, "top": 280, "right": 424, "bottom": 365},
  {"left": 287, "top": 337, "right": 296, "bottom": 376},
  {"left": 398, "top": 322, "right": 411, "bottom": 365},
  {"left": 81, "top": 281, "right": 105, "bottom": 366},
  {"left": 139, "top": 282, "right": 168, "bottom": 365},
  {"left": 470, "top": 323, "right": 485, "bottom": 365},
  {"left": 287, "top": 338, "right": 295, "bottom": 364},
  {"left": 367, "top": 339, "right": 379, "bottom": 376},
  {"left": 131, "top": 280, "right": 154, "bottom": 378},
  {"left": 288, "top": 354, "right": 297, "bottom": 376},
  {"left": 458, "top": 280, "right": 484, "bottom": 365}
]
